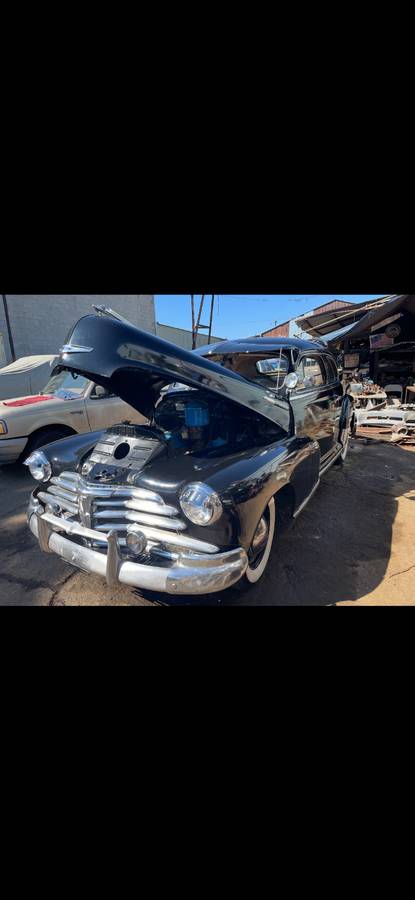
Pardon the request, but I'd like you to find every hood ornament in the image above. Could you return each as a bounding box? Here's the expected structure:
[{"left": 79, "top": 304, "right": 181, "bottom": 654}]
[{"left": 60, "top": 344, "right": 94, "bottom": 354}]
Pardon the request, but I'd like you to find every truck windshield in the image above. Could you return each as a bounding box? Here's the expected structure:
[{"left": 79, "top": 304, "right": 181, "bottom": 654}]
[{"left": 41, "top": 369, "right": 90, "bottom": 399}]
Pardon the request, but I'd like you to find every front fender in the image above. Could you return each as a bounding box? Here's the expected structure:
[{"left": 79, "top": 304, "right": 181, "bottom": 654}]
[
  {"left": 220, "top": 437, "right": 320, "bottom": 552},
  {"left": 34, "top": 429, "right": 105, "bottom": 477}
]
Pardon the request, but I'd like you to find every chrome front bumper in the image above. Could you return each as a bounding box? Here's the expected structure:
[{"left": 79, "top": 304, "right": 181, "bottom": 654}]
[{"left": 28, "top": 497, "right": 248, "bottom": 595}]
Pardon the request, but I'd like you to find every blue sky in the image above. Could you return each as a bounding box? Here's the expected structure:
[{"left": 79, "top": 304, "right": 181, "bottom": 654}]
[{"left": 155, "top": 295, "right": 387, "bottom": 340}]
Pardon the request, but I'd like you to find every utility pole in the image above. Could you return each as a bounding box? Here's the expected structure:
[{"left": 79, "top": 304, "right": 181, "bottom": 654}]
[
  {"left": 194, "top": 294, "right": 205, "bottom": 339},
  {"left": 191, "top": 295, "right": 195, "bottom": 341},
  {"left": 1, "top": 294, "right": 16, "bottom": 362},
  {"left": 191, "top": 295, "right": 215, "bottom": 348},
  {"left": 207, "top": 294, "right": 214, "bottom": 344}
]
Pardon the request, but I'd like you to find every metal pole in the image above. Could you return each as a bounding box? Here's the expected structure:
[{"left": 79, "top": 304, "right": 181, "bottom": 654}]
[
  {"left": 194, "top": 295, "right": 205, "bottom": 348},
  {"left": 191, "top": 295, "right": 196, "bottom": 349},
  {"left": 1, "top": 294, "right": 16, "bottom": 362},
  {"left": 208, "top": 294, "right": 214, "bottom": 344}
]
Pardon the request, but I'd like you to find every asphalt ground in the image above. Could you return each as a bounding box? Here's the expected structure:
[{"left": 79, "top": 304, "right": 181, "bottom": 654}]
[{"left": 0, "top": 436, "right": 414, "bottom": 606}]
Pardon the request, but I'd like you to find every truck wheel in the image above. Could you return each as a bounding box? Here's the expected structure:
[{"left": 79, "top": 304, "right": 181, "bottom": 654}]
[
  {"left": 234, "top": 497, "right": 276, "bottom": 593},
  {"left": 22, "top": 429, "right": 71, "bottom": 461}
]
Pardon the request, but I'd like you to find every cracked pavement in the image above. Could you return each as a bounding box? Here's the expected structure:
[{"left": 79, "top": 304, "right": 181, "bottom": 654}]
[{"left": 0, "top": 437, "right": 414, "bottom": 606}]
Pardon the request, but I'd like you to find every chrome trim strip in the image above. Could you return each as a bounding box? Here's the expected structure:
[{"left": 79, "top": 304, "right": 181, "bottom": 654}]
[
  {"left": 293, "top": 479, "right": 320, "bottom": 518},
  {"left": 37, "top": 491, "right": 78, "bottom": 515},
  {"left": 60, "top": 344, "right": 94, "bottom": 354},
  {"left": 56, "top": 473, "right": 165, "bottom": 504},
  {"left": 38, "top": 511, "right": 219, "bottom": 554},
  {"left": 93, "top": 510, "right": 186, "bottom": 530},
  {"left": 94, "top": 500, "right": 179, "bottom": 517},
  {"left": 48, "top": 483, "right": 80, "bottom": 504},
  {"left": 319, "top": 446, "right": 342, "bottom": 476}
]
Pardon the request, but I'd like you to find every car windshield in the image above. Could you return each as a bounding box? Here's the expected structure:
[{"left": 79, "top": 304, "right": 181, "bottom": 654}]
[
  {"left": 206, "top": 351, "right": 292, "bottom": 390},
  {"left": 41, "top": 369, "right": 90, "bottom": 399}
]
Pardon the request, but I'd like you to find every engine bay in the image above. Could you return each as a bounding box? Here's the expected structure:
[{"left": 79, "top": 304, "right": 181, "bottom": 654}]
[
  {"left": 153, "top": 388, "right": 282, "bottom": 456},
  {"left": 81, "top": 388, "right": 283, "bottom": 484}
]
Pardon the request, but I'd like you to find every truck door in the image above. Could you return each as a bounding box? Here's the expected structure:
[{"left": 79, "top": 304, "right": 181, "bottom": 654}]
[{"left": 84, "top": 382, "right": 146, "bottom": 432}]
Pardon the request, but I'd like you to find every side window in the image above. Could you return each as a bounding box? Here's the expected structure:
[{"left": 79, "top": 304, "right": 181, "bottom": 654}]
[
  {"left": 324, "top": 356, "right": 339, "bottom": 383},
  {"left": 90, "top": 384, "right": 117, "bottom": 400},
  {"left": 296, "top": 356, "right": 327, "bottom": 390}
]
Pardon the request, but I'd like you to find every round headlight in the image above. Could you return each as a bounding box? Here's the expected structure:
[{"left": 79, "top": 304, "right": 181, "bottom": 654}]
[
  {"left": 24, "top": 450, "right": 52, "bottom": 482},
  {"left": 179, "top": 482, "right": 222, "bottom": 526}
]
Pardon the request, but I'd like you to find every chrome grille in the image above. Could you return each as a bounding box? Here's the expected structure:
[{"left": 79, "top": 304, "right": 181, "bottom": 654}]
[{"left": 38, "top": 471, "right": 218, "bottom": 557}]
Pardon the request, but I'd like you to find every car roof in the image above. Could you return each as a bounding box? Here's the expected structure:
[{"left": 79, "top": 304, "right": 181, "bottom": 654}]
[{"left": 195, "top": 337, "right": 330, "bottom": 356}]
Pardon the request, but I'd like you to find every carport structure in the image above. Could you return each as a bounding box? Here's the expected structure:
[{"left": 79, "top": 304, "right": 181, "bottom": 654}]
[{"left": 296, "top": 295, "right": 415, "bottom": 395}]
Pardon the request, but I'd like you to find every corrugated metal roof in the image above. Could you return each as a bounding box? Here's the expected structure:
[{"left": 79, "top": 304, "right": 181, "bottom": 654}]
[
  {"left": 261, "top": 299, "right": 354, "bottom": 337},
  {"left": 295, "top": 296, "right": 393, "bottom": 337},
  {"left": 331, "top": 294, "right": 415, "bottom": 342}
]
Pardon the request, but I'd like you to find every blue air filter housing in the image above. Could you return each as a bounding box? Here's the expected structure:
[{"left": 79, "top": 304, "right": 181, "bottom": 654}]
[{"left": 185, "top": 401, "right": 210, "bottom": 427}]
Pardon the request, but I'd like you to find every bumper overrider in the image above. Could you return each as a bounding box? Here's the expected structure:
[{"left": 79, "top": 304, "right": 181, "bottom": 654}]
[{"left": 27, "top": 495, "right": 248, "bottom": 595}]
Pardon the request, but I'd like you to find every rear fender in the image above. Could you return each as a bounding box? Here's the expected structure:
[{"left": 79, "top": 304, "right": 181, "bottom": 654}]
[{"left": 339, "top": 395, "right": 354, "bottom": 432}]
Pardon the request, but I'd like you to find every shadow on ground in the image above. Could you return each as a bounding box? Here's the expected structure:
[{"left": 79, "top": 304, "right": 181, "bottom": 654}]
[
  {"left": 138, "top": 439, "right": 415, "bottom": 606},
  {"left": 1, "top": 439, "right": 414, "bottom": 605}
]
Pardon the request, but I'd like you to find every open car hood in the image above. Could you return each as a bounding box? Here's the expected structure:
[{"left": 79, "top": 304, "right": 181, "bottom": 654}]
[{"left": 55, "top": 315, "right": 291, "bottom": 432}]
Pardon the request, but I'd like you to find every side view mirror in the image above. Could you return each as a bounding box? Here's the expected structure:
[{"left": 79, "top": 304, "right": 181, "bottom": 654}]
[
  {"left": 284, "top": 373, "right": 299, "bottom": 391},
  {"left": 92, "top": 385, "right": 107, "bottom": 399},
  {"left": 256, "top": 358, "right": 289, "bottom": 377}
]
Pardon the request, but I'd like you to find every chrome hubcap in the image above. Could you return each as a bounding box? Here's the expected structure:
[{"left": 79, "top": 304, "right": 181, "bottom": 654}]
[
  {"left": 249, "top": 514, "right": 270, "bottom": 567},
  {"left": 252, "top": 516, "right": 268, "bottom": 550}
]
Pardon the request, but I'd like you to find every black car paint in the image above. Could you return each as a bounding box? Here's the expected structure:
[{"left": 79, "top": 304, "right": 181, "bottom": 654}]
[
  {"left": 199, "top": 340, "right": 347, "bottom": 464},
  {"left": 34, "top": 427, "right": 320, "bottom": 552},
  {"left": 34, "top": 318, "right": 351, "bottom": 556},
  {"left": 290, "top": 352, "right": 344, "bottom": 461},
  {"left": 56, "top": 315, "right": 291, "bottom": 432},
  {"left": 39, "top": 429, "right": 105, "bottom": 476}
]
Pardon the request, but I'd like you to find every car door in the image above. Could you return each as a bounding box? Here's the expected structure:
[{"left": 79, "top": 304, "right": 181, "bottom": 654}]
[
  {"left": 290, "top": 353, "right": 336, "bottom": 461},
  {"left": 84, "top": 382, "right": 146, "bottom": 431},
  {"left": 322, "top": 355, "right": 343, "bottom": 447}
]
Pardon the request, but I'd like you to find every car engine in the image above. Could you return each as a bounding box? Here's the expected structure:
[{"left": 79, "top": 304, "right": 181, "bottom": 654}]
[{"left": 80, "top": 389, "right": 281, "bottom": 485}]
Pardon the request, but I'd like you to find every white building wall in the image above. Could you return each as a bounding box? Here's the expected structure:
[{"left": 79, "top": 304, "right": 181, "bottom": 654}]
[
  {"left": 156, "top": 323, "right": 225, "bottom": 350},
  {"left": 0, "top": 296, "right": 155, "bottom": 363}
]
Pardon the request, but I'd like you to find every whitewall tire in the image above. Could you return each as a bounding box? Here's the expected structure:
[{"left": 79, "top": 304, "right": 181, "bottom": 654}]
[{"left": 244, "top": 497, "right": 276, "bottom": 585}]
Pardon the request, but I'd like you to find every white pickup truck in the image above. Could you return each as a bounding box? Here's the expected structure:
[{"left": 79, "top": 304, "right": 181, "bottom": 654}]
[{"left": 0, "top": 367, "right": 145, "bottom": 464}]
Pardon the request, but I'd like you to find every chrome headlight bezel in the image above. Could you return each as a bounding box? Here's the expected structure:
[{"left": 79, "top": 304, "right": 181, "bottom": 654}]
[
  {"left": 24, "top": 450, "right": 52, "bottom": 483},
  {"left": 179, "top": 482, "right": 223, "bottom": 527}
]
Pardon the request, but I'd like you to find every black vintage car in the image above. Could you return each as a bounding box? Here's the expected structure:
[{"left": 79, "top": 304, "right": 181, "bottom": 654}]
[{"left": 25, "top": 310, "right": 354, "bottom": 596}]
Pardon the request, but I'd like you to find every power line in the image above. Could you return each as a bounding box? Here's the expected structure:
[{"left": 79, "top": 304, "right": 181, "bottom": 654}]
[{"left": 218, "top": 295, "right": 318, "bottom": 303}]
